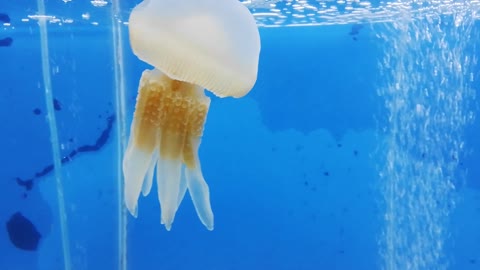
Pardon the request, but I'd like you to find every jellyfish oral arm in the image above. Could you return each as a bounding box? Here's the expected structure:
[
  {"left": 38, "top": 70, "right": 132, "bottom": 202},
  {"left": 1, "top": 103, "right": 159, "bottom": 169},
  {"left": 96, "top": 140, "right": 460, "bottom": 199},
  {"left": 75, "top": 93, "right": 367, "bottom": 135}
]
[{"left": 123, "top": 69, "right": 213, "bottom": 231}]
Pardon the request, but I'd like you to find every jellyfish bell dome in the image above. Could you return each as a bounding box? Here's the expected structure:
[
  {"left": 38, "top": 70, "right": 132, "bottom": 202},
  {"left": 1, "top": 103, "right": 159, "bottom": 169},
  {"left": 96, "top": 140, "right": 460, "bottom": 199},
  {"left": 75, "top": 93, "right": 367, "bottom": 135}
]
[{"left": 128, "top": 0, "right": 261, "bottom": 98}]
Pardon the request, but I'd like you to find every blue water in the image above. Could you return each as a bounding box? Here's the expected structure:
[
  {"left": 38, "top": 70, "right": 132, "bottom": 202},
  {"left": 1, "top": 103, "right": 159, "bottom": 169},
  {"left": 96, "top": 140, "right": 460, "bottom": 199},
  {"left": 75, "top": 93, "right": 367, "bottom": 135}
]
[{"left": 1, "top": 1, "right": 480, "bottom": 269}]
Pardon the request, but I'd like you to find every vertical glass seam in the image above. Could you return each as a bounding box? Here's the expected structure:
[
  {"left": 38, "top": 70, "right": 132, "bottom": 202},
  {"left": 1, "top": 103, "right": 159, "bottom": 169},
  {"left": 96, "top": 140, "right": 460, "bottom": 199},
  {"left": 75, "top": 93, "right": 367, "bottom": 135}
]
[
  {"left": 36, "top": 0, "right": 72, "bottom": 269},
  {"left": 110, "top": 0, "right": 128, "bottom": 269}
]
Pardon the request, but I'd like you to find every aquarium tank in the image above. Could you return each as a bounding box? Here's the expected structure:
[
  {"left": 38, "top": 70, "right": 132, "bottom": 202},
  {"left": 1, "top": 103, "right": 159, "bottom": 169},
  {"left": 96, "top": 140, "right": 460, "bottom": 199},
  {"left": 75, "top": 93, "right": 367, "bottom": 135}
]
[{"left": 1, "top": 0, "right": 479, "bottom": 269}]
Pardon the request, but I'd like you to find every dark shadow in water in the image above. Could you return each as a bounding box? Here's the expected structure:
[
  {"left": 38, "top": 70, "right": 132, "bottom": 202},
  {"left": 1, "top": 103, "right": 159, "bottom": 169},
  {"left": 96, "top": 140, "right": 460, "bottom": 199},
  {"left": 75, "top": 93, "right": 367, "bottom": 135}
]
[
  {"left": 349, "top": 24, "right": 363, "bottom": 41},
  {"left": 5, "top": 212, "right": 42, "bottom": 251},
  {"left": 0, "top": 13, "right": 10, "bottom": 23},
  {"left": 0, "top": 13, "right": 12, "bottom": 47},
  {"left": 15, "top": 114, "right": 115, "bottom": 191},
  {"left": 0, "top": 37, "right": 13, "bottom": 47}
]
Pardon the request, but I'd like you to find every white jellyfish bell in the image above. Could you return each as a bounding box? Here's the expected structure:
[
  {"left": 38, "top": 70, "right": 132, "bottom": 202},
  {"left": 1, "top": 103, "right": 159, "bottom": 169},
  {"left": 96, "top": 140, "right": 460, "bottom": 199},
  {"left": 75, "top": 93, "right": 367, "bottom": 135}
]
[{"left": 123, "top": 0, "right": 261, "bottom": 231}]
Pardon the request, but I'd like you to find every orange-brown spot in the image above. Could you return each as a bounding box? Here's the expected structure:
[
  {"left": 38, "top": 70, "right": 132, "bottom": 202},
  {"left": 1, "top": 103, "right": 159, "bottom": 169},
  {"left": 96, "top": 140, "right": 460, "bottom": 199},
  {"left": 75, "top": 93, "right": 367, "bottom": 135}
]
[{"left": 132, "top": 73, "right": 209, "bottom": 169}]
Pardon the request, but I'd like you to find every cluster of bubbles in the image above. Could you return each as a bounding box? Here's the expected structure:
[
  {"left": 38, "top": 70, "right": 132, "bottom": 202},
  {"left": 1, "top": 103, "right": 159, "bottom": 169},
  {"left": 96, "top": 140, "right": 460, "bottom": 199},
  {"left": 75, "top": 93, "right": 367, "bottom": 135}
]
[
  {"left": 376, "top": 1, "right": 477, "bottom": 269},
  {"left": 3, "top": 0, "right": 480, "bottom": 28},
  {"left": 246, "top": 0, "right": 480, "bottom": 26}
]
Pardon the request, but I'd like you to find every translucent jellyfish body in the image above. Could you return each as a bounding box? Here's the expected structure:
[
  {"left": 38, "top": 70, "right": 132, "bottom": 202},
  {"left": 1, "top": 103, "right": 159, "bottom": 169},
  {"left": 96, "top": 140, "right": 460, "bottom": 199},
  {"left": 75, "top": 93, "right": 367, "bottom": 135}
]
[{"left": 124, "top": 0, "right": 261, "bottom": 230}]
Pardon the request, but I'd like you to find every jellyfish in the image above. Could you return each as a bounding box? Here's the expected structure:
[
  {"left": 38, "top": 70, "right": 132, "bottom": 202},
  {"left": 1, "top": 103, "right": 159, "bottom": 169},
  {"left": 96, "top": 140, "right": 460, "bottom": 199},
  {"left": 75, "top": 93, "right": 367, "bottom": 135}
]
[{"left": 123, "top": 0, "right": 261, "bottom": 231}]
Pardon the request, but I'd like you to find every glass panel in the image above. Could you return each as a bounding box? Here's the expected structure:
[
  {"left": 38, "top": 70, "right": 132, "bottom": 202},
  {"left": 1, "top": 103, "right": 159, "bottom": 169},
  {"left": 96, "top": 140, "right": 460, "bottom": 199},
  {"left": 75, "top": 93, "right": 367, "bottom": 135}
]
[
  {"left": 1, "top": 1, "right": 479, "bottom": 270},
  {"left": 1, "top": 1, "right": 120, "bottom": 269},
  {"left": 0, "top": 3, "right": 57, "bottom": 269}
]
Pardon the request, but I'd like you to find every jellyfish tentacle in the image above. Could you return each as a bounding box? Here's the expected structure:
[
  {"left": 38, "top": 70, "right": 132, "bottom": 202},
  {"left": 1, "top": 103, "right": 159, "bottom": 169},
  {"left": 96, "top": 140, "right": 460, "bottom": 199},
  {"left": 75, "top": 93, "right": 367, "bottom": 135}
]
[
  {"left": 176, "top": 166, "right": 188, "bottom": 211},
  {"left": 123, "top": 72, "right": 162, "bottom": 216},
  {"left": 156, "top": 103, "right": 188, "bottom": 229},
  {"left": 185, "top": 137, "right": 214, "bottom": 231},
  {"left": 141, "top": 150, "right": 157, "bottom": 196},
  {"left": 123, "top": 132, "right": 154, "bottom": 217},
  {"left": 156, "top": 157, "right": 183, "bottom": 231}
]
